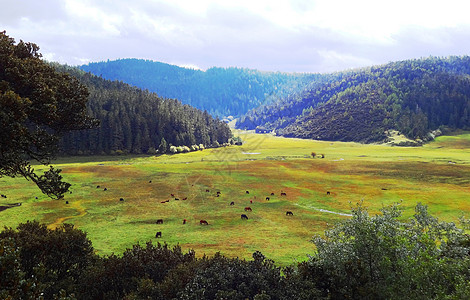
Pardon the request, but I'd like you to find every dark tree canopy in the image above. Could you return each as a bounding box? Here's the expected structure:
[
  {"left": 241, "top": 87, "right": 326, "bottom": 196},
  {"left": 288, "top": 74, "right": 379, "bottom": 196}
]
[{"left": 0, "top": 31, "right": 97, "bottom": 198}]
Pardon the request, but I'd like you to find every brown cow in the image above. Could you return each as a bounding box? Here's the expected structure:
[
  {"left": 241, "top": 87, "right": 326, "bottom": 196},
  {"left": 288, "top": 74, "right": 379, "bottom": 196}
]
[
  {"left": 244, "top": 207, "right": 252, "bottom": 212},
  {"left": 182, "top": 197, "right": 188, "bottom": 200},
  {"left": 171, "top": 193, "right": 175, "bottom": 197},
  {"left": 286, "top": 211, "right": 294, "bottom": 216},
  {"left": 155, "top": 231, "right": 162, "bottom": 238},
  {"left": 200, "top": 220, "right": 209, "bottom": 225},
  {"left": 156, "top": 219, "right": 163, "bottom": 224},
  {"left": 250, "top": 200, "right": 253, "bottom": 204},
  {"left": 206, "top": 189, "right": 210, "bottom": 192}
]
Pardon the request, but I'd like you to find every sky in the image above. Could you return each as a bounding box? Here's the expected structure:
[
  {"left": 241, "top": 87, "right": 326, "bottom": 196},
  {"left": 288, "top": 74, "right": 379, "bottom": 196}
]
[{"left": 2, "top": 0, "right": 470, "bottom": 73}]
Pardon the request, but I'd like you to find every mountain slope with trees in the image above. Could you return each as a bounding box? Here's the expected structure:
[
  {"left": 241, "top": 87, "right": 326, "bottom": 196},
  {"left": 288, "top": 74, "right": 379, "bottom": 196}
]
[
  {"left": 79, "top": 59, "right": 319, "bottom": 117},
  {"left": 54, "top": 64, "right": 232, "bottom": 155},
  {"left": 237, "top": 56, "right": 470, "bottom": 143}
]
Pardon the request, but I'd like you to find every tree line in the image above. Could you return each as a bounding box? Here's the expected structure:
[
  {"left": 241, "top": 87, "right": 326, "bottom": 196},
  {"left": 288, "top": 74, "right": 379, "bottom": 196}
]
[
  {"left": 238, "top": 56, "right": 470, "bottom": 143},
  {"left": 79, "top": 58, "right": 318, "bottom": 117},
  {"left": 2, "top": 202, "right": 470, "bottom": 299},
  {"left": 55, "top": 64, "right": 233, "bottom": 156}
]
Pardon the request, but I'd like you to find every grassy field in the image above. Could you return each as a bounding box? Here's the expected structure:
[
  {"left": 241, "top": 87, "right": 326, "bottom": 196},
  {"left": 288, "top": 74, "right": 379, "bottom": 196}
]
[{"left": 1, "top": 130, "right": 469, "bottom": 265}]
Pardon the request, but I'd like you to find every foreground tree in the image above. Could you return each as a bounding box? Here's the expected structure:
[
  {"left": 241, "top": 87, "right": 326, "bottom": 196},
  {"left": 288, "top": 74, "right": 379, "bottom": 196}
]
[
  {"left": 0, "top": 31, "right": 97, "bottom": 198},
  {"left": 304, "top": 202, "right": 470, "bottom": 299}
]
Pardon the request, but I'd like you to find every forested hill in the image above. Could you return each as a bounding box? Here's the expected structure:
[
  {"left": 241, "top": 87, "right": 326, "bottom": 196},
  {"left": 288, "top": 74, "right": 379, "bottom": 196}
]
[
  {"left": 79, "top": 59, "right": 318, "bottom": 117},
  {"left": 237, "top": 56, "right": 470, "bottom": 143},
  {"left": 53, "top": 64, "right": 232, "bottom": 155}
]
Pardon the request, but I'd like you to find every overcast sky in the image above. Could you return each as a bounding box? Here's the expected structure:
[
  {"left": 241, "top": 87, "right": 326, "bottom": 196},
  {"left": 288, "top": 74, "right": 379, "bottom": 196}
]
[{"left": 2, "top": 0, "right": 470, "bottom": 73}]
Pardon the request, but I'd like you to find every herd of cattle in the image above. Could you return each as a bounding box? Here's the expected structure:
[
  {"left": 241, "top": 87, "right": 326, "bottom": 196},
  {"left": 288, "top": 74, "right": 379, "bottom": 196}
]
[{"left": 149, "top": 187, "right": 333, "bottom": 239}]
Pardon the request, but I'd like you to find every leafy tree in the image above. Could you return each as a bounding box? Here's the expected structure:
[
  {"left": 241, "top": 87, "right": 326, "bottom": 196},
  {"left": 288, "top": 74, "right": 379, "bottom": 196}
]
[
  {"left": 0, "top": 221, "right": 94, "bottom": 299},
  {"left": 158, "top": 137, "right": 168, "bottom": 153},
  {"left": 305, "top": 202, "right": 470, "bottom": 299},
  {"left": 0, "top": 238, "right": 43, "bottom": 299},
  {"left": 0, "top": 31, "right": 97, "bottom": 198}
]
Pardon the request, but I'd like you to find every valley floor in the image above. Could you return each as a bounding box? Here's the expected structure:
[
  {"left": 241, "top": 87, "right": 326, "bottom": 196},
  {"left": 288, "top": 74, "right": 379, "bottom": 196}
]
[{"left": 1, "top": 131, "right": 469, "bottom": 265}]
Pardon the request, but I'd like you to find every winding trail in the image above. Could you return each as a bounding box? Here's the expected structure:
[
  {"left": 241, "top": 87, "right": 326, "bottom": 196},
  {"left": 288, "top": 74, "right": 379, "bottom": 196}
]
[
  {"left": 295, "top": 203, "right": 352, "bottom": 217},
  {"left": 48, "top": 200, "right": 87, "bottom": 230}
]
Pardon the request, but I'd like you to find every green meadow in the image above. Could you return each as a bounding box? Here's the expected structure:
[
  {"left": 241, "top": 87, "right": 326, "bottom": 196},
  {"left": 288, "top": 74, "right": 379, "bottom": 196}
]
[{"left": 1, "top": 131, "right": 469, "bottom": 265}]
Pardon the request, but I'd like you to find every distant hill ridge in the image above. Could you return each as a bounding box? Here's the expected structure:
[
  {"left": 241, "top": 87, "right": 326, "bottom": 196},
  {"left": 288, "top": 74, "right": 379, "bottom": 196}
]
[
  {"left": 80, "top": 59, "right": 318, "bottom": 117},
  {"left": 237, "top": 56, "right": 470, "bottom": 143},
  {"left": 52, "top": 64, "right": 232, "bottom": 155}
]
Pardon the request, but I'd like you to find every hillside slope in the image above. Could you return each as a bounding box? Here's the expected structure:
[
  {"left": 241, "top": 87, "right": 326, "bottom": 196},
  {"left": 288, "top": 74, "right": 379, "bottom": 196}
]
[
  {"left": 53, "top": 64, "right": 232, "bottom": 155},
  {"left": 79, "top": 59, "right": 319, "bottom": 117},
  {"left": 237, "top": 56, "right": 470, "bottom": 143}
]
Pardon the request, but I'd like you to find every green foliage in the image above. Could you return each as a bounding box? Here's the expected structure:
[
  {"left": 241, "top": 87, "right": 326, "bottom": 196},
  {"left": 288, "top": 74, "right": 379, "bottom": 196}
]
[
  {"left": 76, "top": 242, "right": 195, "bottom": 299},
  {"left": 0, "top": 221, "right": 94, "bottom": 299},
  {"left": 305, "top": 202, "right": 470, "bottom": 299},
  {"left": 0, "top": 238, "right": 43, "bottom": 299},
  {"left": 239, "top": 56, "right": 470, "bottom": 143},
  {"left": 0, "top": 31, "right": 97, "bottom": 198},
  {"left": 79, "top": 59, "right": 317, "bottom": 117},
  {"left": 55, "top": 64, "right": 232, "bottom": 155}
]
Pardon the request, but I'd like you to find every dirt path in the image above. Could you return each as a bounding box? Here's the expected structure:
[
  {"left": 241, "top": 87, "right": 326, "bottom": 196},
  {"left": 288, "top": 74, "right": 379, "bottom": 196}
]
[{"left": 48, "top": 200, "right": 87, "bottom": 230}]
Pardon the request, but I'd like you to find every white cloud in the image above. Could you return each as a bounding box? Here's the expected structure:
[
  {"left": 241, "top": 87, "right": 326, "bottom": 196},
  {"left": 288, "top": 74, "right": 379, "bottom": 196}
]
[{"left": 2, "top": 0, "right": 470, "bottom": 72}]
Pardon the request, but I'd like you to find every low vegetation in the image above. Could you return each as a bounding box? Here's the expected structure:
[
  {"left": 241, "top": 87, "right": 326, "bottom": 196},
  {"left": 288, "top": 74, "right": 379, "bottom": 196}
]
[{"left": 3, "top": 201, "right": 470, "bottom": 299}]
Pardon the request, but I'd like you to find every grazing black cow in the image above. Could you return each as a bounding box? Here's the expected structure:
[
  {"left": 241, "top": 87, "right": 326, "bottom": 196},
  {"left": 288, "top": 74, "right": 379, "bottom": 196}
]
[
  {"left": 206, "top": 189, "right": 210, "bottom": 192},
  {"left": 326, "top": 191, "right": 330, "bottom": 195},
  {"left": 156, "top": 219, "right": 163, "bottom": 224},
  {"left": 286, "top": 211, "right": 294, "bottom": 216},
  {"left": 149, "top": 180, "right": 152, "bottom": 183},
  {"left": 183, "top": 219, "right": 187, "bottom": 224},
  {"left": 120, "top": 198, "right": 124, "bottom": 201},
  {"left": 217, "top": 191, "right": 221, "bottom": 195},
  {"left": 35, "top": 197, "right": 38, "bottom": 199},
  {"left": 155, "top": 231, "right": 162, "bottom": 238},
  {"left": 246, "top": 191, "right": 250, "bottom": 194},
  {"left": 175, "top": 198, "right": 180, "bottom": 201},
  {"left": 103, "top": 188, "right": 107, "bottom": 191},
  {"left": 65, "top": 201, "right": 69, "bottom": 204},
  {"left": 70, "top": 191, "right": 72, "bottom": 194},
  {"left": 244, "top": 207, "right": 252, "bottom": 212},
  {"left": 200, "top": 220, "right": 209, "bottom": 225},
  {"left": 216, "top": 194, "right": 220, "bottom": 197},
  {"left": 241, "top": 214, "right": 248, "bottom": 220},
  {"left": 381, "top": 188, "right": 388, "bottom": 190},
  {"left": 270, "top": 192, "right": 275, "bottom": 196},
  {"left": 96, "top": 185, "right": 100, "bottom": 188},
  {"left": 1, "top": 194, "right": 7, "bottom": 198},
  {"left": 230, "top": 201, "right": 235, "bottom": 205},
  {"left": 161, "top": 200, "right": 170, "bottom": 203},
  {"left": 280, "top": 192, "right": 287, "bottom": 196},
  {"left": 266, "top": 197, "right": 270, "bottom": 201}
]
